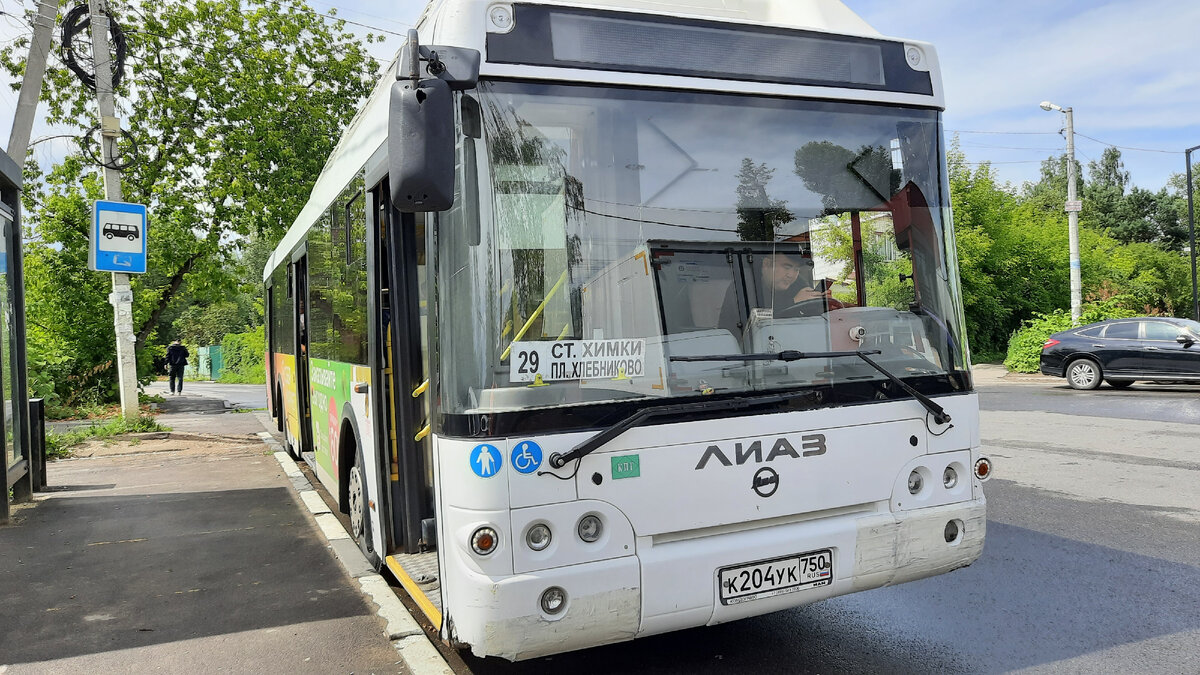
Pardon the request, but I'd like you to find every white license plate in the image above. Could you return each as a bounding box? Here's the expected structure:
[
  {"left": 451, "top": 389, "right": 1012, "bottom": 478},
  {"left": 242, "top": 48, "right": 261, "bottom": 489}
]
[{"left": 718, "top": 549, "right": 833, "bottom": 605}]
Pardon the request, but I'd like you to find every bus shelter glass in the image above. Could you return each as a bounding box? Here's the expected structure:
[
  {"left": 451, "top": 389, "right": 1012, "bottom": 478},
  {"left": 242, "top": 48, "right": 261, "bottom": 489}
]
[
  {"left": 0, "top": 212, "right": 13, "bottom": 468},
  {"left": 436, "top": 81, "right": 968, "bottom": 417}
]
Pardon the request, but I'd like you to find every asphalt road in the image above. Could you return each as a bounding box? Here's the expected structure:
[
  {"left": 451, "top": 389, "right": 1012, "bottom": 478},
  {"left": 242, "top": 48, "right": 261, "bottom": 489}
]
[{"left": 463, "top": 382, "right": 1200, "bottom": 674}]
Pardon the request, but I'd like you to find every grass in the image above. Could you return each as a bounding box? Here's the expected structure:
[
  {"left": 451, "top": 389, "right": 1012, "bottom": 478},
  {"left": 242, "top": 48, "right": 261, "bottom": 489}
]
[{"left": 46, "top": 416, "right": 171, "bottom": 459}]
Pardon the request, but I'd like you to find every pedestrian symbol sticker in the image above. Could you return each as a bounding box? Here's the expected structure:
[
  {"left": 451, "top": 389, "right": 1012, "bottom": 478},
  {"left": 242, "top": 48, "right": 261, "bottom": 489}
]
[
  {"left": 511, "top": 441, "right": 543, "bottom": 474},
  {"left": 471, "top": 444, "right": 502, "bottom": 478}
]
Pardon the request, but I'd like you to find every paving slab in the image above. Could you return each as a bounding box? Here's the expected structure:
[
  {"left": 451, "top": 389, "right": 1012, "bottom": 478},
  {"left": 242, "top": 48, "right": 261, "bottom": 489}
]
[{"left": 0, "top": 431, "right": 404, "bottom": 672}]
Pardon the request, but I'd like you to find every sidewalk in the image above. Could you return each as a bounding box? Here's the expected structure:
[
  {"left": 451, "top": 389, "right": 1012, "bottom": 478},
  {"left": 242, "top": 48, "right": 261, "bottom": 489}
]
[
  {"left": 0, "top": 385, "right": 409, "bottom": 673},
  {"left": 971, "top": 363, "right": 1059, "bottom": 386}
]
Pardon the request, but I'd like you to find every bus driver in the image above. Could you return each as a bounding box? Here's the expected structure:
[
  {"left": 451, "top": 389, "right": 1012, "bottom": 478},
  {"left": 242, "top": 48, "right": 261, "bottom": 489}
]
[{"left": 717, "top": 252, "right": 832, "bottom": 330}]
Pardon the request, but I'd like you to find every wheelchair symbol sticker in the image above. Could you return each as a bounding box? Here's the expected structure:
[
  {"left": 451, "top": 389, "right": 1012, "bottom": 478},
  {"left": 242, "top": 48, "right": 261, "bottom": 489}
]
[
  {"left": 470, "top": 444, "right": 502, "bottom": 478},
  {"left": 510, "top": 441, "right": 543, "bottom": 474}
]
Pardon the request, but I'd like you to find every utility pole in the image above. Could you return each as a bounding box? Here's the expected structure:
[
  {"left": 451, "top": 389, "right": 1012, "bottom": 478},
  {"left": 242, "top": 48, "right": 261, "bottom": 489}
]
[
  {"left": 6, "top": 0, "right": 59, "bottom": 164},
  {"left": 1064, "top": 107, "right": 1081, "bottom": 326},
  {"left": 1041, "top": 101, "right": 1082, "bottom": 325},
  {"left": 87, "top": 0, "right": 139, "bottom": 419},
  {"left": 1187, "top": 144, "right": 1199, "bottom": 322}
]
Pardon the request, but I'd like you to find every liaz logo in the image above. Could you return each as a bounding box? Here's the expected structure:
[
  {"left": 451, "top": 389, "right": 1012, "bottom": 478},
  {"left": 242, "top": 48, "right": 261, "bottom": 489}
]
[{"left": 694, "top": 434, "right": 827, "bottom": 470}]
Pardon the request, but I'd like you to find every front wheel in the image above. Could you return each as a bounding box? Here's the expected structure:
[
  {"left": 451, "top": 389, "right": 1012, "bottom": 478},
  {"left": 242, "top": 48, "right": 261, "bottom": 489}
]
[
  {"left": 1067, "top": 359, "right": 1102, "bottom": 390},
  {"left": 347, "top": 443, "right": 377, "bottom": 566}
]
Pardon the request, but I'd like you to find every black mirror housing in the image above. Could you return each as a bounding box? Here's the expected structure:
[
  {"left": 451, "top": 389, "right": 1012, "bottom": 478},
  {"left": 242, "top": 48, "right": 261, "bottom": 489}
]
[
  {"left": 1176, "top": 334, "right": 1195, "bottom": 346},
  {"left": 389, "top": 77, "right": 455, "bottom": 212}
]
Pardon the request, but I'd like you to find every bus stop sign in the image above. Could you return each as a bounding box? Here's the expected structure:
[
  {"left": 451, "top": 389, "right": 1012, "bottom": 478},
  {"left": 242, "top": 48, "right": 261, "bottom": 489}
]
[{"left": 89, "top": 200, "right": 148, "bottom": 274}]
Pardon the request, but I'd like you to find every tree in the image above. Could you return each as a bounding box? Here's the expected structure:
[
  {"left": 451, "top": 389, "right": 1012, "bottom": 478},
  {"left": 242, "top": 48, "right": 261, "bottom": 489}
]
[
  {"left": 734, "top": 158, "right": 793, "bottom": 241},
  {"left": 1, "top": 0, "right": 380, "bottom": 400},
  {"left": 794, "top": 141, "right": 898, "bottom": 214}
]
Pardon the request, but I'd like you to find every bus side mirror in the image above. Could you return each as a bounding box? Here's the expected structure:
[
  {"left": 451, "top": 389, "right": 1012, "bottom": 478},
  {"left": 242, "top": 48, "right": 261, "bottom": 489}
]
[
  {"left": 389, "top": 78, "right": 455, "bottom": 212},
  {"left": 388, "top": 32, "right": 480, "bottom": 213}
]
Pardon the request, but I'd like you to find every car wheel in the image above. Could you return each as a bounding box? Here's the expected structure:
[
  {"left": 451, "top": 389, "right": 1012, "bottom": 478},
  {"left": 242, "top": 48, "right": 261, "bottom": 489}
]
[
  {"left": 348, "top": 442, "right": 376, "bottom": 563},
  {"left": 1106, "top": 379, "right": 1134, "bottom": 389},
  {"left": 1067, "top": 359, "right": 1102, "bottom": 390}
]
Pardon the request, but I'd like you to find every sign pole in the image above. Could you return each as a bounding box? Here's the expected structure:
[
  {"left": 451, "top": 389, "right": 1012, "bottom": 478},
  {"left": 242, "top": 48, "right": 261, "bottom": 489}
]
[{"left": 88, "top": 0, "right": 139, "bottom": 420}]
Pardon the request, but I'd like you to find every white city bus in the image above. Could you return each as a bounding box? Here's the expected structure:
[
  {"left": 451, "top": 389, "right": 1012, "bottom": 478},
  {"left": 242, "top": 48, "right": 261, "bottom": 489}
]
[{"left": 264, "top": 0, "right": 991, "bottom": 660}]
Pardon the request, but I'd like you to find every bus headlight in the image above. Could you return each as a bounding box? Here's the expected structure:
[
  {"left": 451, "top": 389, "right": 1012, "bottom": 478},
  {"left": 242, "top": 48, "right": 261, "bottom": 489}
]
[
  {"left": 943, "top": 466, "right": 958, "bottom": 489},
  {"left": 540, "top": 586, "right": 567, "bottom": 615},
  {"left": 470, "top": 526, "right": 499, "bottom": 556},
  {"left": 907, "top": 470, "right": 923, "bottom": 495},
  {"left": 577, "top": 514, "right": 602, "bottom": 542},
  {"left": 526, "top": 523, "right": 552, "bottom": 551}
]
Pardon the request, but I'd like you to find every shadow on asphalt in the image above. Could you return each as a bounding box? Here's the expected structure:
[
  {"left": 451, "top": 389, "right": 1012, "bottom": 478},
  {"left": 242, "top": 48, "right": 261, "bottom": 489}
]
[
  {"left": 155, "top": 395, "right": 229, "bottom": 415},
  {"left": 0, "top": 487, "right": 370, "bottom": 663}
]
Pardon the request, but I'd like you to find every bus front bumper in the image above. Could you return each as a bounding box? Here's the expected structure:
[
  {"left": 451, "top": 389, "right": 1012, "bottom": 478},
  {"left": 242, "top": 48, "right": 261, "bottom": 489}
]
[{"left": 449, "top": 497, "right": 985, "bottom": 660}]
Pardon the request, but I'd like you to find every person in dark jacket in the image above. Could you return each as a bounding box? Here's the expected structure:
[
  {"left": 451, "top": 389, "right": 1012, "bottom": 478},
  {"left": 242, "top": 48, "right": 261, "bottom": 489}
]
[{"left": 166, "top": 340, "right": 189, "bottom": 395}]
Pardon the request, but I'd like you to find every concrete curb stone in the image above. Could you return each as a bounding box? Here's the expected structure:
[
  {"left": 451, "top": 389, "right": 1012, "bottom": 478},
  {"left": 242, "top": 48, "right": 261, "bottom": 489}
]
[{"left": 261, "top": 432, "right": 453, "bottom": 675}]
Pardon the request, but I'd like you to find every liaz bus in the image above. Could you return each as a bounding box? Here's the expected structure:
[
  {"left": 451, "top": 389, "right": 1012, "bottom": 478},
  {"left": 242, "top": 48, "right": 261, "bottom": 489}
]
[{"left": 264, "top": 0, "right": 992, "bottom": 661}]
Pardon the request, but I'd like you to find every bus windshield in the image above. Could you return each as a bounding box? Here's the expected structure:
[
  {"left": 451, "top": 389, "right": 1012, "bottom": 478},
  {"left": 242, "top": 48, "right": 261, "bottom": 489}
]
[{"left": 436, "top": 81, "right": 969, "bottom": 415}]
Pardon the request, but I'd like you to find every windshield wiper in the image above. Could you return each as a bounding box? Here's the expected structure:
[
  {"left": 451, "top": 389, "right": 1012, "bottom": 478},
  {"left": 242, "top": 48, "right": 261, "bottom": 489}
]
[
  {"left": 546, "top": 388, "right": 820, "bottom": 470},
  {"left": 671, "top": 349, "right": 951, "bottom": 426},
  {"left": 546, "top": 349, "right": 951, "bottom": 472}
]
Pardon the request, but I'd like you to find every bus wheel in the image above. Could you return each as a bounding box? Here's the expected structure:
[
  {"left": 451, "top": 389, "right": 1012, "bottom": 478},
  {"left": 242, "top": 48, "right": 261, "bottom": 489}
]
[
  {"left": 274, "top": 385, "right": 284, "bottom": 433},
  {"left": 348, "top": 443, "right": 375, "bottom": 562}
]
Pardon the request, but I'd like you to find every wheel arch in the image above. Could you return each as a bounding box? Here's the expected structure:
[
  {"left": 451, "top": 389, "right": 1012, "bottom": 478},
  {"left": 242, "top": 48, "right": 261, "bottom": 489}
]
[
  {"left": 1064, "top": 353, "right": 1101, "bottom": 371},
  {"left": 337, "top": 403, "right": 362, "bottom": 515}
]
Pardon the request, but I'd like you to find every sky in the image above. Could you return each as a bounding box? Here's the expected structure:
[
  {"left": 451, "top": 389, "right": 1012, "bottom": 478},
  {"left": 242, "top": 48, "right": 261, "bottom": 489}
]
[{"left": 2, "top": 0, "right": 1197, "bottom": 193}]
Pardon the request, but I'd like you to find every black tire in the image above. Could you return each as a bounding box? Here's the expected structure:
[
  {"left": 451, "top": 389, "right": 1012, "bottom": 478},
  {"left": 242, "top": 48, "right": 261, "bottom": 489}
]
[
  {"left": 348, "top": 441, "right": 378, "bottom": 565},
  {"left": 274, "top": 385, "right": 285, "bottom": 433},
  {"left": 1066, "top": 358, "right": 1102, "bottom": 390},
  {"left": 1106, "top": 379, "right": 1134, "bottom": 389}
]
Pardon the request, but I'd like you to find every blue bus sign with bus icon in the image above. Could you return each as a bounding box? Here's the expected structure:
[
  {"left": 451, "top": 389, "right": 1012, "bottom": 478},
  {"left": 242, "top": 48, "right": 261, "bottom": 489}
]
[{"left": 90, "top": 200, "right": 148, "bottom": 274}]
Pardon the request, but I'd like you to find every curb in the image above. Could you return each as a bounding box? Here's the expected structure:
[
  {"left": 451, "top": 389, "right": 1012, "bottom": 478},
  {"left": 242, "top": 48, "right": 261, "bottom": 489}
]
[{"left": 255, "top": 430, "right": 454, "bottom": 675}]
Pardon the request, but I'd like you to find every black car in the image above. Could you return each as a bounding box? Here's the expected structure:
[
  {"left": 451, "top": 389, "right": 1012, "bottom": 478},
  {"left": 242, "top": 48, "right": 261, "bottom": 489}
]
[{"left": 1039, "top": 317, "right": 1200, "bottom": 389}]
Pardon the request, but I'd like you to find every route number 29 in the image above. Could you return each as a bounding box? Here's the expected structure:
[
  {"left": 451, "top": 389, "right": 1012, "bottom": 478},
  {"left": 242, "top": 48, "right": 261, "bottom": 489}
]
[{"left": 516, "top": 350, "right": 540, "bottom": 374}]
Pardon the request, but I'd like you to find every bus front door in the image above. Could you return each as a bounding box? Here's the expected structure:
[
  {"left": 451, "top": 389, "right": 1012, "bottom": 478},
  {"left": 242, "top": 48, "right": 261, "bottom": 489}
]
[
  {"left": 369, "top": 181, "right": 430, "bottom": 555},
  {"left": 292, "top": 252, "right": 314, "bottom": 460}
]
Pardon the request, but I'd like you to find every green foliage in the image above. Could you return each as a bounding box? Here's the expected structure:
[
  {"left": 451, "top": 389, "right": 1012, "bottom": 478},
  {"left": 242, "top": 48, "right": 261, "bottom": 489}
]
[
  {"left": 1003, "top": 300, "right": 1139, "bottom": 373},
  {"left": 219, "top": 325, "right": 266, "bottom": 384},
  {"left": 735, "top": 158, "right": 794, "bottom": 241},
  {"left": 45, "top": 416, "right": 170, "bottom": 458},
  {"left": 2, "top": 0, "right": 378, "bottom": 405},
  {"left": 175, "top": 299, "right": 256, "bottom": 347}
]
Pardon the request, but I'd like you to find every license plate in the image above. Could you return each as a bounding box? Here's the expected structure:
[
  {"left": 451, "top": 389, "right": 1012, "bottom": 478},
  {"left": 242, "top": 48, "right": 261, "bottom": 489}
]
[{"left": 718, "top": 549, "right": 833, "bottom": 605}]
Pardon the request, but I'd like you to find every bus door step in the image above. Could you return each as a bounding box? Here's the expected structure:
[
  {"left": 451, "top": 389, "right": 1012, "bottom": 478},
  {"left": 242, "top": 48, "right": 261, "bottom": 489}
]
[{"left": 385, "top": 551, "right": 443, "bottom": 628}]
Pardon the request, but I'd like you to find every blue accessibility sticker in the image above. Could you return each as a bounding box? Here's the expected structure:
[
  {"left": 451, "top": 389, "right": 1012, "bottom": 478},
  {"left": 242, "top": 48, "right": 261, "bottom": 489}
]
[
  {"left": 470, "top": 444, "right": 502, "bottom": 478},
  {"left": 510, "top": 440, "right": 543, "bottom": 474}
]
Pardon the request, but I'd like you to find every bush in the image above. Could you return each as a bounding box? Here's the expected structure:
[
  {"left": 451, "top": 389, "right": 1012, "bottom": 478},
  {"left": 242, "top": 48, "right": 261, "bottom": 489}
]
[
  {"left": 219, "top": 325, "right": 266, "bottom": 384},
  {"left": 1003, "top": 300, "right": 1139, "bottom": 373}
]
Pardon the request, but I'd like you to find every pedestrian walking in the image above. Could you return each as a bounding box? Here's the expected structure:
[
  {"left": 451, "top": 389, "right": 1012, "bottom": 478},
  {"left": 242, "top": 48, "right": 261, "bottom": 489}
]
[{"left": 166, "top": 340, "right": 189, "bottom": 395}]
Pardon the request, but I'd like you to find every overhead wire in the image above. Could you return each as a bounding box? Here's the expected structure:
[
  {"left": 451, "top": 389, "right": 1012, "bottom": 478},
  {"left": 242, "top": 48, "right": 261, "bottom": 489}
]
[{"left": 1073, "top": 132, "right": 1181, "bottom": 155}]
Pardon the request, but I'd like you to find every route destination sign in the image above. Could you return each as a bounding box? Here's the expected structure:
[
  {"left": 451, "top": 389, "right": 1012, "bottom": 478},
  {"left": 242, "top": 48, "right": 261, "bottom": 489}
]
[{"left": 510, "top": 339, "right": 646, "bottom": 382}]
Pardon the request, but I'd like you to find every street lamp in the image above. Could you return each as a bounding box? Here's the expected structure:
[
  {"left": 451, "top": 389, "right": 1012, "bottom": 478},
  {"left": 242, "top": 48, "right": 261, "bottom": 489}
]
[
  {"left": 1041, "top": 101, "right": 1082, "bottom": 325},
  {"left": 1186, "top": 144, "right": 1200, "bottom": 321}
]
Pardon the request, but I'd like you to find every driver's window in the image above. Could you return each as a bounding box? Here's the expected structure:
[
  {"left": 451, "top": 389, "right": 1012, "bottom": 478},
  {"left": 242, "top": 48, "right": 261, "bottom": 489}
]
[{"left": 1143, "top": 322, "right": 1179, "bottom": 341}]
